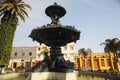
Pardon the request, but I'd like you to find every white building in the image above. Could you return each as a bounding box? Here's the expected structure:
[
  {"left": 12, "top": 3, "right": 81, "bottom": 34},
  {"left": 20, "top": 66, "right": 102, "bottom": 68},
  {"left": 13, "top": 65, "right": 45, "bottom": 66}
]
[
  {"left": 9, "top": 42, "right": 76, "bottom": 69},
  {"left": 9, "top": 46, "right": 40, "bottom": 69},
  {"left": 61, "top": 42, "right": 76, "bottom": 62}
]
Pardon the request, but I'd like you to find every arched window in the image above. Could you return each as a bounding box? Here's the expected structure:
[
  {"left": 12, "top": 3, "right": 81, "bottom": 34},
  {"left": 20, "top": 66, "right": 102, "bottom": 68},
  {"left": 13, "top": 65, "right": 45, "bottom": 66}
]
[{"left": 101, "top": 59, "right": 105, "bottom": 66}]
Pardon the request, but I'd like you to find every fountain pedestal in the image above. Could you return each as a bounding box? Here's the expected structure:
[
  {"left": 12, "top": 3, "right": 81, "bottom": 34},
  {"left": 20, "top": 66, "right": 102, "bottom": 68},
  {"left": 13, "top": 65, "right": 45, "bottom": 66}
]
[{"left": 31, "top": 72, "right": 77, "bottom": 80}]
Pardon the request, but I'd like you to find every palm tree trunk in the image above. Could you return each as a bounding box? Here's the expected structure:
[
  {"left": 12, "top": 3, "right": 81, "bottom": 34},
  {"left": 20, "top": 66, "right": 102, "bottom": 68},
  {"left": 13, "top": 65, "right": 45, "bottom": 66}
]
[
  {"left": 0, "top": 12, "right": 18, "bottom": 66},
  {"left": 114, "top": 53, "right": 119, "bottom": 70}
]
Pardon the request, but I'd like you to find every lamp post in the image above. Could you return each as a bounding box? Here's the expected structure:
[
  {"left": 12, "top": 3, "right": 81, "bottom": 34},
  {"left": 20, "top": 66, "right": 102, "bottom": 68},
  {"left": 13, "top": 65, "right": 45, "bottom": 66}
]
[{"left": 29, "top": 56, "right": 32, "bottom": 68}]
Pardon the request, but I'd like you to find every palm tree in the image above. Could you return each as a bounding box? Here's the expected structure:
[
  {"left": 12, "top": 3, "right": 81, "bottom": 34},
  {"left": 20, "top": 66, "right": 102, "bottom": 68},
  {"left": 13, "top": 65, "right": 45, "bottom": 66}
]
[
  {"left": 78, "top": 48, "right": 92, "bottom": 57},
  {"left": 100, "top": 38, "right": 120, "bottom": 56},
  {"left": 0, "top": 0, "right": 31, "bottom": 67},
  {"left": 100, "top": 39, "right": 112, "bottom": 53},
  {"left": 78, "top": 48, "right": 85, "bottom": 55},
  {"left": 86, "top": 48, "right": 92, "bottom": 54}
]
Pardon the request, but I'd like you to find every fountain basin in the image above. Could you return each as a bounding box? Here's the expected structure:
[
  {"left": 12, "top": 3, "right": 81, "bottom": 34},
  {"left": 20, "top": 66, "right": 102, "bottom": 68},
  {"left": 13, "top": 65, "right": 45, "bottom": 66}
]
[{"left": 29, "top": 24, "right": 80, "bottom": 47}]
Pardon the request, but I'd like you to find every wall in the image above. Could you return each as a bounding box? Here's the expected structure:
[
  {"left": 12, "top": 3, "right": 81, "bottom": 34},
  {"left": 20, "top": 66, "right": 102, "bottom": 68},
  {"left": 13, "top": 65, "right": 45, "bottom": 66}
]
[{"left": 75, "top": 52, "right": 120, "bottom": 72}]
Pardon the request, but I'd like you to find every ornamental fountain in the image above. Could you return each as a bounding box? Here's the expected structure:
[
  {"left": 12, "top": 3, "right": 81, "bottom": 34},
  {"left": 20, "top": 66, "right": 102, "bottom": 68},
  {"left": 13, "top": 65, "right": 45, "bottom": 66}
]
[{"left": 29, "top": 2, "right": 80, "bottom": 73}]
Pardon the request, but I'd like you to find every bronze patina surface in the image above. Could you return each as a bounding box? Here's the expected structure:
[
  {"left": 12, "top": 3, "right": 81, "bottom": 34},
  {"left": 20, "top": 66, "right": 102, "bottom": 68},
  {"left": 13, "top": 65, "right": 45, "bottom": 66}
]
[{"left": 29, "top": 3, "right": 80, "bottom": 72}]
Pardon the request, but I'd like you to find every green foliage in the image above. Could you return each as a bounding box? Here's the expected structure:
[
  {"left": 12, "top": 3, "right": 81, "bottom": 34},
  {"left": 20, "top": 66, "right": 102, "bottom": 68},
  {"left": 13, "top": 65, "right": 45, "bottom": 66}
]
[
  {"left": 100, "top": 38, "right": 120, "bottom": 54},
  {"left": 0, "top": 15, "right": 18, "bottom": 66},
  {"left": 78, "top": 48, "right": 92, "bottom": 57}
]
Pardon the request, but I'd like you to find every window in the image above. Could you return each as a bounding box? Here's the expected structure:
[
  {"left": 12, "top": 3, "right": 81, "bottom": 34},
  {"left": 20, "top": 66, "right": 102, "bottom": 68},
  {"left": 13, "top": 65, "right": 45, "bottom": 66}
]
[
  {"left": 87, "top": 60, "right": 91, "bottom": 67},
  {"left": 38, "top": 54, "right": 41, "bottom": 58},
  {"left": 70, "top": 46, "right": 74, "bottom": 50},
  {"left": 14, "top": 52, "right": 17, "bottom": 56},
  {"left": 107, "top": 59, "right": 110, "bottom": 66},
  {"left": 77, "top": 59, "right": 80, "bottom": 68},
  {"left": 82, "top": 60, "right": 85, "bottom": 67},
  {"left": 118, "top": 53, "right": 120, "bottom": 58},
  {"left": 64, "top": 46, "right": 67, "bottom": 50},
  {"left": 101, "top": 59, "right": 105, "bottom": 66},
  {"left": 21, "top": 60, "right": 24, "bottom": 62},
  {"left": 38, "top": 48, "right": 40, "bottom": 51},
  {"left": 29, "top": 52, "right": 32, "bottom": 56},
  {"left": 94, "top": 59, "right": 98, "bottom": 68}
]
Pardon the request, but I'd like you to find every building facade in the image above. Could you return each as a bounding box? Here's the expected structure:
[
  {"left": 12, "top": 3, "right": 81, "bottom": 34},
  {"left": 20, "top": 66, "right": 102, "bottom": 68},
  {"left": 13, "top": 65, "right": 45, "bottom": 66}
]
[
  {"left": 9, "top": 46, "right": 40, "bottom": 69},
  {"left": 9, "top": 42, "right": 76, "bottom": 69},
  {"left": 75, "top": 52, "right": 120, "bottom": 72},
  {"left": 61, "top": 42, "right": 76, "bottom": 62}
]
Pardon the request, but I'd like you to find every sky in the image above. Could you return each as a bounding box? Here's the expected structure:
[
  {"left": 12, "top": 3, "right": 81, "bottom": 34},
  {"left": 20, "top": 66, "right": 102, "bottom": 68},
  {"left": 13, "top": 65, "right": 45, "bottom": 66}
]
[{"left": 13, "top": 0, "right": 120, "bottom": 52}]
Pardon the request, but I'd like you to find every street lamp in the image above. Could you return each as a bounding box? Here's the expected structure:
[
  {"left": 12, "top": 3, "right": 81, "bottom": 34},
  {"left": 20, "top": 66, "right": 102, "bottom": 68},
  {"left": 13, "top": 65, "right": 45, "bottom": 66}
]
[{"left": 29, "top": 55, "right": 32, "bottom": 68}]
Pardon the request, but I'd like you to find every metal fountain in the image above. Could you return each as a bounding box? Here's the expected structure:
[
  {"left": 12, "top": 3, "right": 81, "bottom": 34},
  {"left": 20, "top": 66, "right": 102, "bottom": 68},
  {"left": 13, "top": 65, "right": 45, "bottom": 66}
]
[{"left": 29, "top": 2, "right": 80, "bottom": 72}]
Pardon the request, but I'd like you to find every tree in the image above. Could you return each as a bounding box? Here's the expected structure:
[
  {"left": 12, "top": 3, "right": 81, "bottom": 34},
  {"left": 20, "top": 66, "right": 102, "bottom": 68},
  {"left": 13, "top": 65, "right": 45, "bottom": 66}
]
[
  {"left": 100, "top": 39, "right": 112, "bottom": 53},
  {"left": 0, "top": 0, "right": 31, "bottom": 67},
  {"left": 78, "top": 48, "right": 92, "bottom": 57},
  {"left": 100, "top": 38, "right": 120, "bottom": 56}
]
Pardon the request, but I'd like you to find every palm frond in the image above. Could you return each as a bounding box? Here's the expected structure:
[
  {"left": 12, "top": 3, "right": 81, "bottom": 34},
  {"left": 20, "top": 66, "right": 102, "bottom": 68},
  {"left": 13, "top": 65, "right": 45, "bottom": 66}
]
[
  {"left": 100, "top": 42, "right": 107, "bottom": 46},
  {"left": 105, "top": 39, "right": 111, "bottom": 42},
  {"left": 21, "top": 8, "right": 28, "bottom": 17},
  {"left": 0, "top": 3, "right": 8, "bottom": 11},
  {"left": 19, "top": 12, "right": 25, "bottom": 22},
  {"left": 6, "top": 3, "right": 13, "bottom": 11},
  {"left": 11, "top": 8, "right": 15, "bottom": 15},
  {"left": 0, "top": 9, "right": 5, "bottom": 16},
  {"left": 0, "top": 0, "right": 31, "bottom": 22},
  {"left": 20, "top": 3, "right": 32, "bottom": 10}
]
